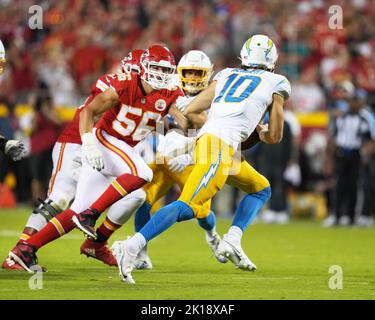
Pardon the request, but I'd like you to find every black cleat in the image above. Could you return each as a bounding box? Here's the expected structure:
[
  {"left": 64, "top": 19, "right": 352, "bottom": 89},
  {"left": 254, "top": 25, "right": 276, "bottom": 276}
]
[
  {"left": 72, "top": 208, "right": 100, "bottom": 240},
  {"left": 8, "top": 243, "right": 41, "bottom": 273}
]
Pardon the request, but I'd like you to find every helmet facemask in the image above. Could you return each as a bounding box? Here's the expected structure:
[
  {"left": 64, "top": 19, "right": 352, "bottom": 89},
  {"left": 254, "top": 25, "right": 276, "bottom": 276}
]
[
  {"left": 177, "top": 67, "right": 212, "bottom": 95},
  {"left": 0, "top": 58, "right": 5, "bottom": 75},
  {"left": 141, "top": 60, "right": 176, "bottom": 90}
]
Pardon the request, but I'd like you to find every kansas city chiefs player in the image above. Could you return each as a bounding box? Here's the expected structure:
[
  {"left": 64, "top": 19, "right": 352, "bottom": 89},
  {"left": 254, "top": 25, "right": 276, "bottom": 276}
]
[
  {"left": 2, "top": 49, "right": 145, "bottom": 270},
  {"left": 8, "top": 45, "right": 187, "bottom": 273}
]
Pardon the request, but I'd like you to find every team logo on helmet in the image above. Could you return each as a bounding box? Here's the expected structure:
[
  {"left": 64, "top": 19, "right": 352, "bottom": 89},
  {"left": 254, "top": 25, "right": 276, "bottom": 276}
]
[{"left": 155, "top": 99, "right": 167, "bottom": 111}]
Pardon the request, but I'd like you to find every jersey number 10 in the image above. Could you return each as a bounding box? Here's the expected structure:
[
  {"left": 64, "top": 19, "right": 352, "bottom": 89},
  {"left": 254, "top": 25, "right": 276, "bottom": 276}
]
[{"left": 214, "top": 74, "right": 261, "bottom": 103}]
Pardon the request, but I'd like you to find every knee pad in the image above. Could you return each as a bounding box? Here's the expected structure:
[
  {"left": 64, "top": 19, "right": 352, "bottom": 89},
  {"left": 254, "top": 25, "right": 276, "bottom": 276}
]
[{"left": 32, "top": 198, "right": 63, "bottom": 222}]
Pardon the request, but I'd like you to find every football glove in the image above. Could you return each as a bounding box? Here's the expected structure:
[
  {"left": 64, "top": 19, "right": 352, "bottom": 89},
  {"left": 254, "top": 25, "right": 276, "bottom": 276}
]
[
  {"left": 174, "top": 96, "right": 191, "bottom": 112},
  {"left": 81, "top": 132, "right": 104, "bottom": 171},
  {"left": 4, "top": 140, "right": 27, "bottom": 161},
  {"left": 167, "top": 153, "right": 193, "bottom": 173}
]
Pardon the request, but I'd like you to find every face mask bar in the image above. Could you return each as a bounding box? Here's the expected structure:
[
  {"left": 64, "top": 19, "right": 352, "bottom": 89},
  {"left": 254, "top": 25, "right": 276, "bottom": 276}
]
[
  {"left": 177, "top": 67, "right": 211, "bottom": 95},
  {"left": 142, "top": 61, "right": 176, "bottom": 90},
  {"left": 0, "top": 58, "right": 5, "bottom": 74}
]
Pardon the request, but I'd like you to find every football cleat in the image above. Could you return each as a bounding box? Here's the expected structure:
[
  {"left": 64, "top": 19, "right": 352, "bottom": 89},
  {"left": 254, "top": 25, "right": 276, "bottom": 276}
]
[
  {"left": 207, "top": 233, "right": 228, "bottom": 264},
  {"left": 8, "top": 243, "right": 41, "bottom": 273},
  {"left": 72, "top": 208, "right": 100, "bottom": 240},
  {"left": 216, "top": 239, "right": 257, "bottom": 271},
  {"left": 2, "top": 256, "right": 24, "bottom": 270},
  {"left": 112, "top": 240, "right": 136, "bottom": 284},
  {"left": 80, "top": 239, "right": 117, "bottom": 266},
  {"left": 134, "top": 247, "right": 153, "bottom": 270}
]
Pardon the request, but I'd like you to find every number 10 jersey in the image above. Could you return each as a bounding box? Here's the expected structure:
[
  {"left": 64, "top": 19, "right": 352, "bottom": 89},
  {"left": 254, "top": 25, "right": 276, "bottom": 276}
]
[{"left": 198, "top": 67, "right": 291, "bottom": 149}]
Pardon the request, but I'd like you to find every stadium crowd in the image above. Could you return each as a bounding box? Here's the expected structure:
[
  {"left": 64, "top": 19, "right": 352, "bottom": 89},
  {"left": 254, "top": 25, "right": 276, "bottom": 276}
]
[{"left": 0, "top": 0, "right": 375, "bottom": 226}]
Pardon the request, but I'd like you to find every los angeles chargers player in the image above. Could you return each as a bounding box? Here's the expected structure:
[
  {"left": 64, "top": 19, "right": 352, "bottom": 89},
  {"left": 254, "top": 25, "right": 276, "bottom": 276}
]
[{"left": 113, "top": 35, "right": 291, "bottom": 284}]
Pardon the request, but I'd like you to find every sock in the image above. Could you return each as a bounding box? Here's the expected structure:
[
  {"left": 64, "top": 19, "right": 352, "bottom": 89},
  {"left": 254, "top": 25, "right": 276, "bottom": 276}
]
[
  {"left": 197, "top": 211, "right": 216, "bottom": 239},
  {"left": 26, "top": 209, "right": 76, "bottom": 249},
  {"left": 18, "top": 229, "right": 34, "bottom": 244},
  {"left": 232, "top": 187, "right": 271, "bottom": 231},
  {"left": 127, "top": 232, "right": 147, "bottom": 257},
  {"left": 134, "top": 202, "right": 151, "bottom": 232},
  {"left": 139, "top": 200, "right": 194, "bottom": 242},
  {"left": 90, "top": 174, "right": 146, "bottom": 213},
  {"left": 95, "top": 217, "right": 121, "bottom": 243},
  {"left": 224, "top": 226, "right": 243, "bottom": 246}
]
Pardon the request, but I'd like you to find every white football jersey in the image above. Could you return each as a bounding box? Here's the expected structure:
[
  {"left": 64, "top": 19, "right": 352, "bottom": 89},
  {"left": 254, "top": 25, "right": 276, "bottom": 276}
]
[{"left": 198, "top": 67, "right": 291, "bottom": 149}]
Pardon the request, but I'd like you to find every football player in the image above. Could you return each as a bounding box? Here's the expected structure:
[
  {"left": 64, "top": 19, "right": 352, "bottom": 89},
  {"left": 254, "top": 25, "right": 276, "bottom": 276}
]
[
  {"left": 113, "top": 35, "right": 291, "bottom": 283},
  {"left": 7, "top": 45, "right": 192, "bottom": 273},
  {"left": 80, "top": 50, "right": 226, "bottom": 270},
  {"left": 0, "top": 40, "right": 26, "bottom": 162},
  {"left": 2, "top": 49, "right": 146, "bottom": 269}
]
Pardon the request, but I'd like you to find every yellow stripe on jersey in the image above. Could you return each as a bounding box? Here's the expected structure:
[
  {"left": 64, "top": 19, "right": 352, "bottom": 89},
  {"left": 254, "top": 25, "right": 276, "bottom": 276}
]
[
  {"left": 95, "top": 129, "right": 138, "bottom": 176},
  {"left": 48, "top": 143, "right": 66, "bottom": 195}
]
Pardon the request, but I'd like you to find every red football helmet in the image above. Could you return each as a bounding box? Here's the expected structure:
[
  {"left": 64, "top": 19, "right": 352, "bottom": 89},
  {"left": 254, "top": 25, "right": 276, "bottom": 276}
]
[
  {"left": 140, "top": 45, "right": 176, "bottom": 90},
  {"left": 121, "top": 49, "right": 143, "bottom": 74}
]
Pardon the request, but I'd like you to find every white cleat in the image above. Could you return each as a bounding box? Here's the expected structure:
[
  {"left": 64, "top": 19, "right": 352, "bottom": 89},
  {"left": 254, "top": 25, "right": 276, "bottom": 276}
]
[
  {"left": 111, "top": 240, "right": 136, "bottom": 284},
  {"left": 207, "top": 233, "right": 228, "bottom": 263},
  {"left": 135, "top": 246, "right": 153, "bottom": 270},
  {"left": 216, "top": 239, "right": 257, "bottom": 271}
]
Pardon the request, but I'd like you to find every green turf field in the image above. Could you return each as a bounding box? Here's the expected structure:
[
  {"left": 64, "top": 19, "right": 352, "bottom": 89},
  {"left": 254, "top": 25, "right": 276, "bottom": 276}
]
[{"left": 0, "top": 207, "right": 374, "bottom": 300}]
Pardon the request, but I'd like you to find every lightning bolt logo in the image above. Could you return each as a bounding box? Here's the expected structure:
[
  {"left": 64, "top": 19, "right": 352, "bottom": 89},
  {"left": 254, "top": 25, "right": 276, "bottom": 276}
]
[{"left": 190, "top": 149, "right": 222, "bottom": 202}]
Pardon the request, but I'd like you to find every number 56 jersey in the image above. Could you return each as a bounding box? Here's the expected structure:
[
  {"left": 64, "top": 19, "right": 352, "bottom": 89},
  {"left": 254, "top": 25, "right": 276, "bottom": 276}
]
[
  {"left": 198, "top": 67, "right": 291, "bottom": 149},
  {"left": 96, "top": 72, "right": 184, "bottom": 147}
]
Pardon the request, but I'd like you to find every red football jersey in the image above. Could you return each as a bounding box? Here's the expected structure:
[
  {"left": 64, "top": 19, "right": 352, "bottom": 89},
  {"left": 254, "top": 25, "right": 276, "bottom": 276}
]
[
  {"left": 57, "top": 74, "right": 114, "bottom": 144},
  {"left": 95, "top": 72, "right": 184, "bottom": 147}
]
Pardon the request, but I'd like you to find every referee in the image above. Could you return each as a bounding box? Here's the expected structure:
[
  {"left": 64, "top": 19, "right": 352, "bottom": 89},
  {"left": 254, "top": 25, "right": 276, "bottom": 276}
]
[{"left": 326, "top": 88, "right": 374, "bottom": 226}]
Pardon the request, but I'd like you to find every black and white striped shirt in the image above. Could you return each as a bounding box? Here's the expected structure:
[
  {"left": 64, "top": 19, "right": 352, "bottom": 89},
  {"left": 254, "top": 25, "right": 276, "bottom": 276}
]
[{"left": 330, "top": 111, "right": 372, "bottom": 150}]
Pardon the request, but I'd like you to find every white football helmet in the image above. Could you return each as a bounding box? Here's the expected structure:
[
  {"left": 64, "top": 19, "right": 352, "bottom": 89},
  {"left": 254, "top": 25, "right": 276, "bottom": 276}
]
[
  {"left": 240, "top": 35, "right": 278, "bottom": 71},
  {"left": 0, "top": 40, "right": 5, "bottom": 74},
  {"left": 177, "top": 50, "right": 213, "bottom": 95}
]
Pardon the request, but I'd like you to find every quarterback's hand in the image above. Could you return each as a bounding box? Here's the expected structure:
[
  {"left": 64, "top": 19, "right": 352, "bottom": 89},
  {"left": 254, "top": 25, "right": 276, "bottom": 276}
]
[
  {"left": 174, "top": 96, "right": 191, "bottom": 112},
  {"left": 4, "top": 140, "right": 27, "bottom": 161},
  {"left": 256, "top": 123, "right": 269, "bottom": 142},
  {"left": 167, "top": 154, "right": 193, "bottom": 173},
  {"left": 81, "top": 132, "right": 104, "bottom": 171}
]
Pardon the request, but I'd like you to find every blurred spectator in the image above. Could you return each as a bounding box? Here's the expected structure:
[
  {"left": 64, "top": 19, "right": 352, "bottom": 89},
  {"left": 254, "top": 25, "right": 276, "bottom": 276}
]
[
  {"left": 256, "top": 121, "right": 293, "bottom": 224},
  {"left": 290, "top": 66, "right": 326, "bottom": 113},
  {"left": 29, "top": 80, "right": 61, "bottom": 206},
  {"left": 323, "top": 88, "right": 374, "bottom": 227}
]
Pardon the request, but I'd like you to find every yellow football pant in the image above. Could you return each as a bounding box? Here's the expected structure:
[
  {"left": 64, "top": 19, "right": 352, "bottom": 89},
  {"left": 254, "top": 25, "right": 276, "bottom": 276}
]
[
  {"left": 143, "top": 160, "right": 212, "bottom": 218},
  {"left": 178, "top": 134, "right": 270, "bottom": 217}
]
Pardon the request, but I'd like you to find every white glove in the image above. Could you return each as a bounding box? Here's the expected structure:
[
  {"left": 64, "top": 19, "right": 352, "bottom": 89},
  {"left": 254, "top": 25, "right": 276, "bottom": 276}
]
[
  {"left": 4, "top": 140, "right": 27, "bottom": 161},
  {"left": 174, "top": 96, "right": 191, "bottom": 112},
  {"left": 167, "top": 153, "right": 193, "bottom": 173},
  {"left": 81, "top": 132, "right": 104, "bottom": 171}
]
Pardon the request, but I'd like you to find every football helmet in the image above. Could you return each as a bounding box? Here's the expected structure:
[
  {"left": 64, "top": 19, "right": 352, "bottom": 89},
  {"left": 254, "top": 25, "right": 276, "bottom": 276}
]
[
  {"left": 121, "top": 49, "right": 143, "bottom": 74},
  {"left": 177, "top": 50, "right": 213, "bottom": 95},
  {"left": 240, "top": 35, "right": 278, "bottom": 71},
  {"left": 0, "top": 40, "right": 5, "bottom": 75},
  {"left": 140, "top": 45, "right": 176, "bottom": 90}
]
